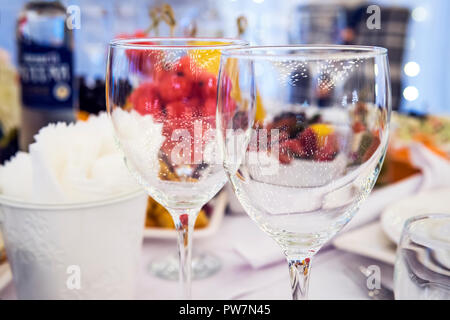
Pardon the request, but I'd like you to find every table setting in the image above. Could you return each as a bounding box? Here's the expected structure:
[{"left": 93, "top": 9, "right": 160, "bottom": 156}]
[
  {"left": 0, "top": 38, "right": 448, "bottom": 301},
  {"left": 0, "top": 1, "right": 449, "bottom": 303}
]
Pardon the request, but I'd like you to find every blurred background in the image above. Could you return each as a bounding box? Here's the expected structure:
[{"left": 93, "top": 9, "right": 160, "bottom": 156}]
[{"left": 0, "top": 0, "right": 449, "bottom": 163}]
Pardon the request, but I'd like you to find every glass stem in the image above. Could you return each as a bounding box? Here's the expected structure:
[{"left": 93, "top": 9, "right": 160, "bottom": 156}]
[
  {"left": 287, "top": 256, "right": 312, "bottom": 300},
  {"left": 170, "top": 208, "right": 198, "bottom": 300}
]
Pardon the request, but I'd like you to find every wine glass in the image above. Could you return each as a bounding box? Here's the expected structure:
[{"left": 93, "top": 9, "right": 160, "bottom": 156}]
[
  {"left": 217, "top": 45, "right": 391, "bottom": 300},
  {"left": 106, "top": 38, "right": 247, "bottom": 298},
  {"left": 394, "top": 214, "right": 450, "bottom": 300}
]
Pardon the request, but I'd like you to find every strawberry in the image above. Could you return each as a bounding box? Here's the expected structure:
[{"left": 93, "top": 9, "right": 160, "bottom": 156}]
[
  {"left": 128, "top": 83, "right": 163, "bottom": 120},
  {"left": 299, "top": 128, "right": 318, "bottom": 158},
  {"left": 196, "top": 72, "right": 218, "bottom": 99},
  {"left": 278, "top": 149, "right": 292, "bottom": 164},
  {"left": 203, "top": 98, "right": 217, "bottom": 117},
  {"left": 173, "top": 56, "right": 195, "bottom": 79},
  {"left": 179, "top": 214, "right": 189, "bottom": 226},
  {"left": 131, "top": 30, "right": 147, "bottom": 38},
  {"left": 159, "top": 72, "right": 193, "bottom": 103},
  {"left": 165, "top": 100, "right": 195, "bottom": 121},
  {"left": 184, "top": 97, "right": 203, "bottom": 116},
  {"left": 116, "top": 31, "right": 156, "bottom": 75},
  {"left": 281, "top": 139, "right": 305, "bottom": 158}
]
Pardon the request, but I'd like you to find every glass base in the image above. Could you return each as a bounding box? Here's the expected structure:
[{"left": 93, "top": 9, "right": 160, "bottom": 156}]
[{"left": 148, "top": 252, "right": 221, "bottom": 281}]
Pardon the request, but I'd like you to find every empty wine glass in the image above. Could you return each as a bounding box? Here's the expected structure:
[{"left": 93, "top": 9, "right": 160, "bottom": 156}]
[
  {"left": 106, "top": 38, "right": 247, "bottom": 298},
  {"left": 217, "top": 45, "right": 391, "bottom": 300},
  {"left": 394, "top": 214, "right": 450, "bottom": 300}
]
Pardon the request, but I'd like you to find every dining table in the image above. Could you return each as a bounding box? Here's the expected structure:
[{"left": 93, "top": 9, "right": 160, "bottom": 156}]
[
  {"left": 0, "top": 213, "right": 394, "bottom": 300},
  {"left": 3, "top": 142, "right": 449, "bottom": 300}
]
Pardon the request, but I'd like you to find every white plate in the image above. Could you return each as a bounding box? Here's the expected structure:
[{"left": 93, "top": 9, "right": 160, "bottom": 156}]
[
  {"left": 143, "top": 191, "right": 227, "bottom": 239},
  {"left": 333, "top": 222, "right": 397, "bottom": 265},
  {"left": 380, "top": 188, "right": 450, "bottom": 244}
]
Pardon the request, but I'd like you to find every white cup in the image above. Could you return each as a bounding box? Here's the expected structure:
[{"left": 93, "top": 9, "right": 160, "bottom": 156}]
[{"left": 0, "top": 191, "right": 147, "bottom": 299}]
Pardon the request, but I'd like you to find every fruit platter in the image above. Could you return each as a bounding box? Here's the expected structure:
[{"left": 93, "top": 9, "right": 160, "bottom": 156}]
[
  {"left": 143, "top": 190, "right": 227, "bottom": 239},
  {"left": 378, "top": 111, "right": 450, "bottom": 184},
  {"left": 252, "top": 101, "right": 382, "bottom": 166}
]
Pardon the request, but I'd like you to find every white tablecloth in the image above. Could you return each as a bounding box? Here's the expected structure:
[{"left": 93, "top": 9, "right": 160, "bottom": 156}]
[{"left": 0, "top": 215, "right": 393, "bottom": 300}]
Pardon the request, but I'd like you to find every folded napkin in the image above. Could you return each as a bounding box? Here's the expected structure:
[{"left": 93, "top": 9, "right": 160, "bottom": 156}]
[
  {"left": 233, "top": 222, "right": 284, "bottom": 269},
  {"left": 0, "top": 152, "right": 33, "bottom": 200},
  {"left": 0, "top": 113, "right": 140, "bottom": 203},
  {"left": 345, "top": 142, "right": 450, "bottom": 231},
  {"left": 409, "top": 142, "right": 450, "bottom": 191},
  {"left": 233, "top": 143, "right": 450, "bottom": 268}
]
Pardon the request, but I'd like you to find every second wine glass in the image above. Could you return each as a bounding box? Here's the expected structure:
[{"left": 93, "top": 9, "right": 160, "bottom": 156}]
[
  {"left": 217, "top": 45, "right": 391, "bottom": 299},
  {"left": 106, "top": 38, "right": 247, "bottom": 298}
]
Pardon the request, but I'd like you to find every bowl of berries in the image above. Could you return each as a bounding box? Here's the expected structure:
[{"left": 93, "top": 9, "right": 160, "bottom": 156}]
[{"left": 247, "top": 110, "right": 348, "bottom": 188}]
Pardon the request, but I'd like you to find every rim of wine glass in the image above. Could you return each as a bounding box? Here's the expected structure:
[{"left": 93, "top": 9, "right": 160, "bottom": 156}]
[
  {"left": 221, "top": 44, "right": 388, "bottom": 60},
  {"left": 0, "top": 189, "right": 146, "bottom": 211},
  {"left": 109, "top": 37, "right": 249, "bottom": 50},
  {"left": 402, "top": 213, "right": 450, "bottom": 250}
]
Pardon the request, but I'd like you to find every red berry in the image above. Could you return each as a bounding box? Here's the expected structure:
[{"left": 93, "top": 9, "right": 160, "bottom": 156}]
[
  {"left": 174, "top": 56, "right": 195, "bottom": 78},
  {"left": 315, "top": 134, "right": 339, "bottom": 161},
  {"left": 165, "top": 100, "right": 194, "bottom": 120},
  {"left": 128, "top": 83, "right": 163, "bottom": 119},
  {"left": 179, "top": 214, "right": 189, "bottom": 226},
  {"left": 203, "top": 98, "right": 217, "bottom": 117},
  {"left": 116, "top": 31, "right": 157, "bottom": 75},
  {"left": 159, "top": 73, "right": 193, "bottom": 103},
  {"left": 132, "top": 30, "right": 147, "bottom": 38},
  {"left": 197, "top": 73, "right": 218, "bottom": 99},
  {"left": 299, "top": 128, "right": 317, "bottom": 158},
  {"left": 281, "top": 139, "right": 305, "bottom": 157},
  {"left": 185, "top": 97, "right": 203, "bottom": 116},
  {"left": 116, "top": 30, "right": 147, "bottom": 40},
  {"left": 278, "top": 150, "right": 292, "bottom": 164}
]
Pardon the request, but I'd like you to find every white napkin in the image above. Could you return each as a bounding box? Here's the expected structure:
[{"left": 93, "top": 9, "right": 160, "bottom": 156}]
[
  {"left": 345, "top": 142, "right": 450, "bottom": 231},
  {"left": 0, "top": 113, "right": 140, "bottom": 203},
  {"left": 342, "top": 174, "right": 422, "bottom": 231},
  {"left": 233, "top": 143, "right": 450, "bottom": 268},
  {"left": 409, "top": 142, "right": 450, "bottom": 191},
  {"left": 233, "top": 221, "right": 284, "bottom": 269},
  {"left": 0, "top": 152, "right": 33, "bottom": 200}
]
